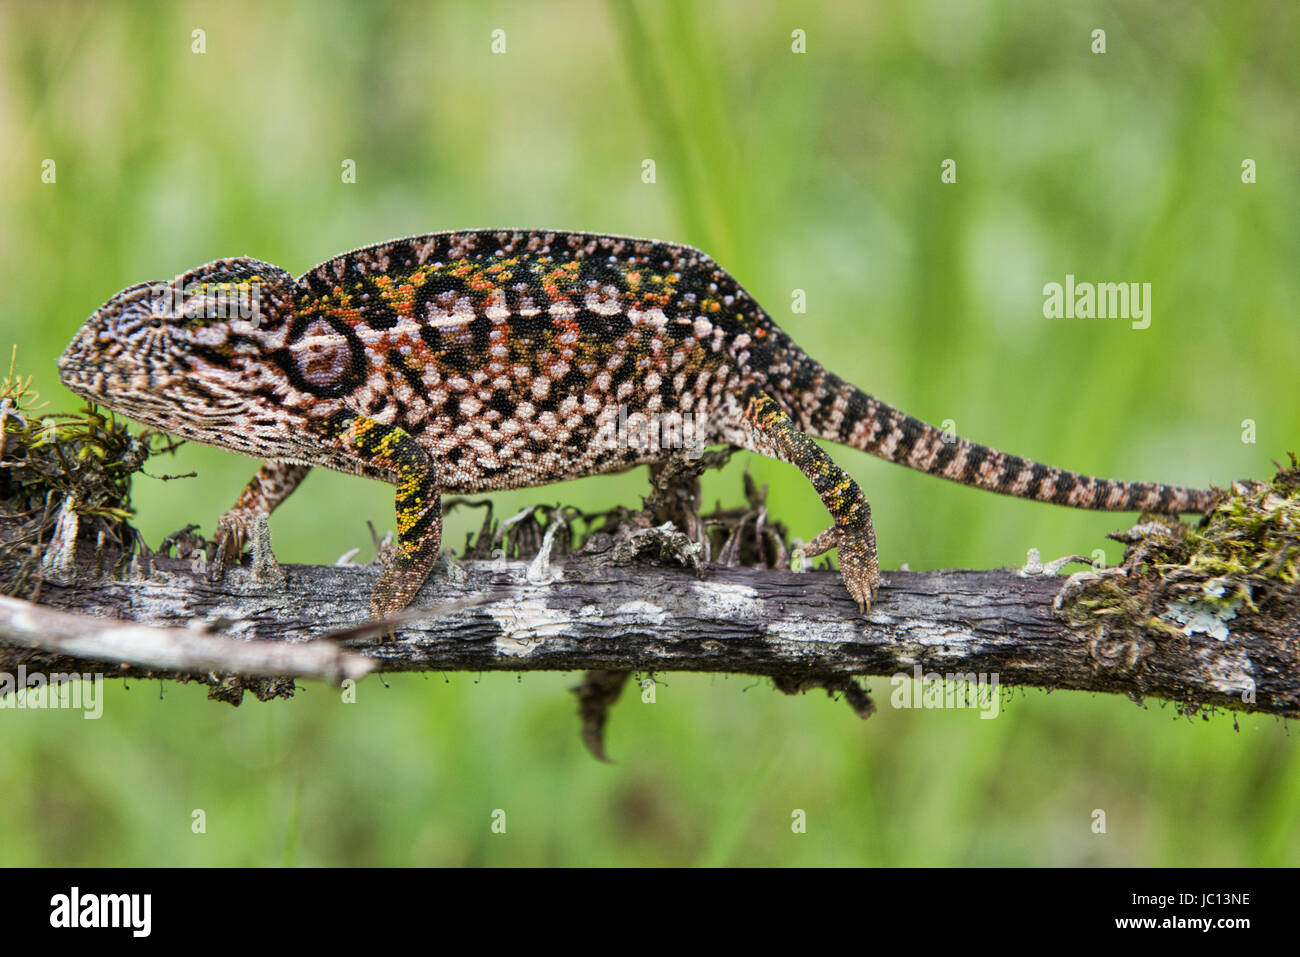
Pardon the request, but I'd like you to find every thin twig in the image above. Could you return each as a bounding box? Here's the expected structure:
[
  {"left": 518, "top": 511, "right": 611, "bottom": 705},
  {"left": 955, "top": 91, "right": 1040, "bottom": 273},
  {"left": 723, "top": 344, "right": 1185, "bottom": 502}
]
[{"left": 0, "top": 594, "right": 373, "bottom": 683}]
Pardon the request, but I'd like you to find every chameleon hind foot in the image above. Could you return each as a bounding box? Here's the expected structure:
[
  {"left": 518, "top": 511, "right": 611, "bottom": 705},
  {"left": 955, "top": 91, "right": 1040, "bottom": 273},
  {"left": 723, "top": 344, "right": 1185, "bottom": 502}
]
[
  {"left": 741, "top": 388, "right": 880, "bottom": 614},
  {"left": 795, "top": 524, "right": 881, "bottom": 613}
]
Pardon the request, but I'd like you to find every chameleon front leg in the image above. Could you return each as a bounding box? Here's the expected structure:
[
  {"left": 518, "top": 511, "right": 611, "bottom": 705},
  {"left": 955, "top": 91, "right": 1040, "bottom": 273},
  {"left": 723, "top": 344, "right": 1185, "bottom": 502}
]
[
  {"left": 211, "top": 461, "right": 312, "bottom": 579},
  {"left": 739, "top": 389, "right": 880, "bottom": 612},
  {"left": 321, "top": 410, "right": 443, "bottom": 617}
]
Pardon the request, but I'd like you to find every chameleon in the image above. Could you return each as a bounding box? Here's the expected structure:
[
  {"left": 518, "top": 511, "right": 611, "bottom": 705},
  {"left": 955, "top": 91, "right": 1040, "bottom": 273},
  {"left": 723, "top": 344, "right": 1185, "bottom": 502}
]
[{"left": 57, "top": 229, "right": 1214, "bottom": 617}]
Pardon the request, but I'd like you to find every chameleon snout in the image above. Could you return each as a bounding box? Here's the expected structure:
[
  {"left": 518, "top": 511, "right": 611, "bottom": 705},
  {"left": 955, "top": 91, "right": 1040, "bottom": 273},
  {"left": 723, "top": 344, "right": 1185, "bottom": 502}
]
[
  {"left": 57, "top": 323, "right": 104, "bottom": 400},
  {"left": 58, "top": 282, "right": 173, "bottom": 401}
]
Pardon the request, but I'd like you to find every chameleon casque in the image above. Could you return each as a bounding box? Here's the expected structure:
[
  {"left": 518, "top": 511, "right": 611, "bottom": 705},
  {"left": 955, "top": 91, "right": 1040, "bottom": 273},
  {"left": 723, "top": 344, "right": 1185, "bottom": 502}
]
[{"left": 58, "top": 229, "right": 1214, "bottom": 617}]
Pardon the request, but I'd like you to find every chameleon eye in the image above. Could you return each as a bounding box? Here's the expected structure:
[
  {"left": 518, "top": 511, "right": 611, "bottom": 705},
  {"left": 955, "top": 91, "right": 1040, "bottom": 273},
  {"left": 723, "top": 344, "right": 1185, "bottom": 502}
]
[
  {"left": 190, "top": 323, "right": 229, "bottom": 347},
  {"left": 295, "top": 332, "right": 351, "bottom": 388},
  {"left": 281, "top": 313, "right": 364, "bottom": 398}
]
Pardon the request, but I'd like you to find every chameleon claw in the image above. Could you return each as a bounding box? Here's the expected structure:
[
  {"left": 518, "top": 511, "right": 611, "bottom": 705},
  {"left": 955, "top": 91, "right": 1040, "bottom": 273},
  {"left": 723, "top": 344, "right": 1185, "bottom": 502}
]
[
  {"left": 209, "top": 510, "right": 252, "bottom": 581},
  {"left": 833, "top": 526, "right": 880, "bottom": 616},
  {"left": 796, "top": 524, "right": 880, "bottom": 615}
]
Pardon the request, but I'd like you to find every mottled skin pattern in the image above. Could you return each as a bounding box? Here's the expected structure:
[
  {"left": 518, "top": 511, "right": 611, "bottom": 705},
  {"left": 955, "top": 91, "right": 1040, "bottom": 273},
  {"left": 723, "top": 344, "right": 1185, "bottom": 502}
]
[{"left": 59, "top": 229, "right": 1215, "bottom": 616}]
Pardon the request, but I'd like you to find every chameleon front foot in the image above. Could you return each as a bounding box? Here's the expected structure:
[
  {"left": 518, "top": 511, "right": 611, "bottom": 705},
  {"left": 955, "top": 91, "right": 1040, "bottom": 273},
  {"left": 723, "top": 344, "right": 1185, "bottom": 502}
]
[
  {"left": 319, "top": 411, "right": 444, "bottom": 620},
  {"left": 369, "top": 548, "right": 440, "bottom": 618},
  {"left": 796, "top": 524, "right": 881, "bottom": 613},
  {"left": 209, "top": 509, "right": 255, "bottom": 581},
  {"left": 208, "top": 461, "right": 312, "bottom": 581}
]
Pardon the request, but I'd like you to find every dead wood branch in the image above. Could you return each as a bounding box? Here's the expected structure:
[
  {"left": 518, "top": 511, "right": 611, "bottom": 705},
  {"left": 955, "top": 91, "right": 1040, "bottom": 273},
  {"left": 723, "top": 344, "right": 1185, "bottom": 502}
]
[{"left": 1, "top": 537, "right": 1295, "bottom": 719}]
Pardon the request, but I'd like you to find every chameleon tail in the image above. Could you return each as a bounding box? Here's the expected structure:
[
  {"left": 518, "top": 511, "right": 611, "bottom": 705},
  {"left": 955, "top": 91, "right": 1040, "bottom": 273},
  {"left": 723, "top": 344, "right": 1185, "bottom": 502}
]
[{"left": 763, "top": 351, "right": 1215, "bottom": 513}]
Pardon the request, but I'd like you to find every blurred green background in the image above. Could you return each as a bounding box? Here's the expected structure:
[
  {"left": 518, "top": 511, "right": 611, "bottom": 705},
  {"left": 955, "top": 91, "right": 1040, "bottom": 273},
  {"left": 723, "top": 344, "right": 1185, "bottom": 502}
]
[{"left": 1, "top": 0, "right": 1297, "bottom": 866}]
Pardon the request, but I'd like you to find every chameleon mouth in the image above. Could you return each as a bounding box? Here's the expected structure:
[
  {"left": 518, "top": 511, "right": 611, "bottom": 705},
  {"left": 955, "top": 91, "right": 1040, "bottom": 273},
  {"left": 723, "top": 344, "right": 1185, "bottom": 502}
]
[
  {"left": 54, "top": 359, "right": 221, "bottom": 436},
  {"left": 57, "top": 325, "right": 141, "bottom": 401}
]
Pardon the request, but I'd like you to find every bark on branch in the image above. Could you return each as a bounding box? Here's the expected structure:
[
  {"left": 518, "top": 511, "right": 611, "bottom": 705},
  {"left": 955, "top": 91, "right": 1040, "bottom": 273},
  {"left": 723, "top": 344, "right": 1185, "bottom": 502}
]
[{"left": 2, "top": 534, "right": 1295, "bottom": 719}]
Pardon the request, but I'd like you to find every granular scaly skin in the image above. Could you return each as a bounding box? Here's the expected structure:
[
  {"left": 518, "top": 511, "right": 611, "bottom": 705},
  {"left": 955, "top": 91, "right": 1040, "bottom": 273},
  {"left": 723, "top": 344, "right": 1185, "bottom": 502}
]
[{"left": 58, "top": 229, "right": 1215, "bottom": 616}]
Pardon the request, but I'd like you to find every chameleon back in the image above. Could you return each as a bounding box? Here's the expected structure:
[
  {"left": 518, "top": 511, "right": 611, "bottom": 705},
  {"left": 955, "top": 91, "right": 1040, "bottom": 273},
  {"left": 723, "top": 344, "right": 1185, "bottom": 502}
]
[{"left": 281, "top": 229, "right": 782, "bottom": 491}]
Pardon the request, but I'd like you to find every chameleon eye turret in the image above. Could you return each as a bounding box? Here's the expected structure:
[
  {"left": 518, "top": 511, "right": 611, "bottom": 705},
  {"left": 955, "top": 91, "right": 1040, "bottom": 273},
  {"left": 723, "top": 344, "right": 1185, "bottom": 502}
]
[{"left": 62, "top": 230, "right": 1215, "bottom": 618}]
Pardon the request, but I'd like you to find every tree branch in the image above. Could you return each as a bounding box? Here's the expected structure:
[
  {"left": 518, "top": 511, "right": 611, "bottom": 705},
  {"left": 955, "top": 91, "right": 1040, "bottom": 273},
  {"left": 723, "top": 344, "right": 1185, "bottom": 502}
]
[{"left": 2, "top": 532, "right": 1295, "bottom": 718}]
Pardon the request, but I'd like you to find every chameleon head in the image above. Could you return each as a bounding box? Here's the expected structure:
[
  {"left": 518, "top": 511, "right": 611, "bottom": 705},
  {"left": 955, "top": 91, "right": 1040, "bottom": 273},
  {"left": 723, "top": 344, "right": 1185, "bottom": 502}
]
[{"left": 58, "top": 259, "right": 302, "bottom": 456}]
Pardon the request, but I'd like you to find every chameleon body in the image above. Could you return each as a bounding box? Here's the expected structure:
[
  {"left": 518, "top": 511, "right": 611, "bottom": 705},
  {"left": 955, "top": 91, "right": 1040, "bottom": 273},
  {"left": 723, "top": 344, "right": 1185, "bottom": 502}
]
[{"left": 58, "top": 229, "right": 1214, "bottom": 615}]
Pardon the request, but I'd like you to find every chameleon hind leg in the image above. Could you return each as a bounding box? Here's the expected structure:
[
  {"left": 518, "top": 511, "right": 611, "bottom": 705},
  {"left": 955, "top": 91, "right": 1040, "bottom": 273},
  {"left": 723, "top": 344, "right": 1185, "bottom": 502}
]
[
  {"left": 322, "top": 411, "right": 443, "bottom": 617},
  {"left": 739, "top": 389, "right": 880, "bottom": 612},
  {"left": 211, "top": 461, "right": 312, "bottom": 579}
]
